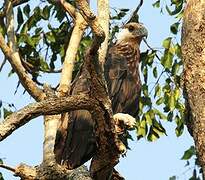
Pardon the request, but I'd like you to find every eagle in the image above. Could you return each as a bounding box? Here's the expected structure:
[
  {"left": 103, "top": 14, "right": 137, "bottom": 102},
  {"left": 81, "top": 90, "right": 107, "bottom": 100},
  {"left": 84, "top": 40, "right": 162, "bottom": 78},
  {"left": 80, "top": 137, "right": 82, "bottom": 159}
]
[{"left": 54, "top": 22, "right": 148, "bottom": 169}]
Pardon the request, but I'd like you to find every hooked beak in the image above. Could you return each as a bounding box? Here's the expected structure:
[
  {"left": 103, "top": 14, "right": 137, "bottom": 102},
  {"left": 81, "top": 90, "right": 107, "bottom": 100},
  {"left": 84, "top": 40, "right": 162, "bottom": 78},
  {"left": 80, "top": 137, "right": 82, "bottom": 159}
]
[{"left": 139, "top": 25, "right": 148, "bottom": 38}]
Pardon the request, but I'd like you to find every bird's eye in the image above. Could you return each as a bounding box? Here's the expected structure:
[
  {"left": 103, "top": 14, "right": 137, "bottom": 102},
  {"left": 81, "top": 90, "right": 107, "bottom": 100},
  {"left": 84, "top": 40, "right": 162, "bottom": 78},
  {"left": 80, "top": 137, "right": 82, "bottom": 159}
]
[{"left": 128, "top": 25, "right": 134, "bottom": 32}]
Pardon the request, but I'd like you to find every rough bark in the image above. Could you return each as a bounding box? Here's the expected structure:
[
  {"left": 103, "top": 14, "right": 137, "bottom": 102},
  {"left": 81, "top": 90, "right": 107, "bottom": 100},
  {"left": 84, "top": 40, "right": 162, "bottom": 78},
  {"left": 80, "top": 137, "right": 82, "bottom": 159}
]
[
  {"left": 182, "top": 0, "right": 205, "bottom": 177},
  {"left": 0, "top": 94, "right": 94, "bottom": 141}
]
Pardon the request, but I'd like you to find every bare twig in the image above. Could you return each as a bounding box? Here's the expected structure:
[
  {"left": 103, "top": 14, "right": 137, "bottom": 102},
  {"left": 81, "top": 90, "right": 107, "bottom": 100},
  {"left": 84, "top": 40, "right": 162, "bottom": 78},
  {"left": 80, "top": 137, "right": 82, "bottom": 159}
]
[
  {"left": 143, "top": 38, "right": 161, "bottom": 61},
  {"left": 127, "top": 0, "right": 144, "bottom": 23},
  {"left": 0, "top": 94, "right": 95, "bottom": 141},
  {"left": 0, "top": 164, "right": 16, "bottom": 173},
  {"left": 149, "top": 69, "right": 165, "bottom": 95},
  {"left": 0, "top": 58, "right": 6, "bottom": 72}
]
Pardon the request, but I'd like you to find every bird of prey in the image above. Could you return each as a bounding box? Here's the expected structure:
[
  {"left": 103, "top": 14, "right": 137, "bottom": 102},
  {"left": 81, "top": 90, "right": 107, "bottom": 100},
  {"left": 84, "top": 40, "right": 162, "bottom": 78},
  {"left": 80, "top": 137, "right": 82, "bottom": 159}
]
[{"left": 54, "top": 22, "right": 148, "bottom": 169}]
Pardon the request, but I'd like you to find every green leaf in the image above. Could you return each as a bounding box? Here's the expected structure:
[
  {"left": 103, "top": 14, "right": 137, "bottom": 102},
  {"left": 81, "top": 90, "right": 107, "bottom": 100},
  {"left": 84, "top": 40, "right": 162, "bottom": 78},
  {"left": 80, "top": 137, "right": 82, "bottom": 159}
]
[
  {"left": 46, "top": 32, "right": 56, "bottom": 43},
  {"left": 153, "top": 67, "right": 158, "bottom": 78},
  {"left": 161, "top": 50, "right": 173, "bottom": 69},
  {"left": 0, "top": 159, "right": 3, "bottom": 164},
  {"left": 154, "top": 109, "right": 167, "bottom": 120},
  {"left": 23, "top": 4, "right": 31, "bottom": 18},
  {"left": 3, "top": 108, "right": 12, "bottom": 118},
  {"left": 137, "top": 119, "right": 147, "bottom": 138},
  {"left": 175, "top": 115, "right": 184, "bottom": 136},
  {"left": 156, "top": 97, "right": 164, "bottom": 105},
  {"left": 0, "top": 172, "right": 4, "bottom": 180},
  {"left": 17, "top": 7, "right": 24, "bottom": 29},
  {"left": 170, "top": 22, "right": 180, "bottom": 34},
  {"left": 172, "top": 61, "right": 180, "bottom": 75},
  {"left": 42, "top": 5, "right": 52, "bottom": 20},
  {"left": 163, "top": 37, "right": 172, "bottom": 49},
  {"left": 142, "top": 84, "right": 149, "bottom": 97},
  {"left": 166, "top": 2, "right": 183, "bottom": 16},
  {"left": 181, "top": 146, "right": 196, "bottom": 160},
  {"left": 143, "top": 66, "right": 148, "bottom": 83},
  {"left": 147, "top": 51, "right": 156, "bottom": 66},
  {"left": 168, "top": 93, "right": 175, "bottom": 111},
  {"left": 174, "top": 88, "right": 180, "bottom": 101},
  {"left": 152, "top": 0, "right": 160, "bottom": 8},
  {"left": 175, "top": 43, "right": 182, "bottom": 58},
  {"left": 154, "top": 84, "right": 161, "bottom": 98},
  {"left": 40, "top": 58, "right": 49, "bottom": 71},
  {"left": 145, "top": 113, "right": 152, "bottom": 125},
  {"left": 169, "top": 176, "right": 176, "bottom": 180},
  {"left": 147, "top": 126, "right": 159, "bottom": 141},
  {"left": 153, "top": 120, "right": 166, "bottom": 136},
  {"left": 167, "top": 111, "right": 174, "bottom": 121}
]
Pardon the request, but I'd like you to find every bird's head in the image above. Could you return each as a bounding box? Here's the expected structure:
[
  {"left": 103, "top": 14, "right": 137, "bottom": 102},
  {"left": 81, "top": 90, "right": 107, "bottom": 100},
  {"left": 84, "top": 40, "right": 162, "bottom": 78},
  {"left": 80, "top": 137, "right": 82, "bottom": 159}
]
[{"left": 116, "top": 22, "right": 148, "bottom": 44}]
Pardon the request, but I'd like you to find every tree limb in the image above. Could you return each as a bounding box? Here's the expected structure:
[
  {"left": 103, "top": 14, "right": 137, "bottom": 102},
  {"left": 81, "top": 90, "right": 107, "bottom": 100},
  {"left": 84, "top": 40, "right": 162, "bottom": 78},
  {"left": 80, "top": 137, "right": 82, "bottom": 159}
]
[
  {"left": 97, "top": 0, "right": 110, "bottom": 67},
  {"left": 76, "top": 0, "right": 105, "bottom": 52},
  {"left": 58, "top": 0, "right": 87, "bottom": 96},
  {"left": 0, "top": 94, "right": 96, "bottom": 141},
  {"left": 5, "top": 0, "right": 16, "bottom": 51}
]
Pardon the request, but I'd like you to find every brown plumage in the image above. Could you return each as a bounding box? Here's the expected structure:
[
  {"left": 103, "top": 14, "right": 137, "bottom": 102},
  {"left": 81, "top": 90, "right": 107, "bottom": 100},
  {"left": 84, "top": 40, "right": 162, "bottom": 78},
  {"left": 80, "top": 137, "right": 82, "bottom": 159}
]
[{"left": 54, "top": 22, "right": 148, "bottom": 169}]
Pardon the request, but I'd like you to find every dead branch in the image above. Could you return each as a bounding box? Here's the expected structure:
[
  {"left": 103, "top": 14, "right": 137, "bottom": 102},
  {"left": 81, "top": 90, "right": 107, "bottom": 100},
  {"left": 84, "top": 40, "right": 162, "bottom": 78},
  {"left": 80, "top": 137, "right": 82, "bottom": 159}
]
[{"left": 0, "top": 94, "right": 96, "bottom": 141}]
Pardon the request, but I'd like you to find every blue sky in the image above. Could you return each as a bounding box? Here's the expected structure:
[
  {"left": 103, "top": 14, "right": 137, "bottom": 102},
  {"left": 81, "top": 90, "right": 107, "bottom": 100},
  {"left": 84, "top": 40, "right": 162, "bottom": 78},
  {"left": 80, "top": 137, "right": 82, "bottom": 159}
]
[{"left": 0, "top": 0, "right": 195, "bottom": 179}]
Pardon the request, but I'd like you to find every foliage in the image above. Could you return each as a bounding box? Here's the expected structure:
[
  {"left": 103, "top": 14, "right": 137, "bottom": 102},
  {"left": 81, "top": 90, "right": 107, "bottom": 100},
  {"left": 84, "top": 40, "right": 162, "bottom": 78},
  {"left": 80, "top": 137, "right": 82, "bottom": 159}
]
[
  {"left": 0, "top": 173, "right": 4, "bottom": 180},
  {"left": 0, "top": 0, "right": 188, "bottom": 141},
  {"left": 135, "top": 0, "right": 185, "bottom": 141},
  {"left": 0, "top": 0, "right": 199, "bottom": 179},
  {"left": 169, "top": 146, "right": 202, "bottom": 179}
]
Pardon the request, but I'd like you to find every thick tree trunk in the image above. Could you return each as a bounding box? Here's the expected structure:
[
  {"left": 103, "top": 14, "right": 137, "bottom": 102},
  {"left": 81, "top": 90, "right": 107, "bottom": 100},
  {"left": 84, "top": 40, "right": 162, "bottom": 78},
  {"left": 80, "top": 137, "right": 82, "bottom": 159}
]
[{"left": 182, "top": 0, "right": 205, "bottom": 178}]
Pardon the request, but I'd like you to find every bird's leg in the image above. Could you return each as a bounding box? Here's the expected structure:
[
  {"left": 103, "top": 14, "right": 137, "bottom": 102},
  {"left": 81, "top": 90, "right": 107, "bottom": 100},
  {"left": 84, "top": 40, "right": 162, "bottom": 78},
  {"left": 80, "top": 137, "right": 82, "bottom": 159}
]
[
  {"left": 113, "top": 113, "right": 136, "bottom": 155},
  {"left": 113, "top": 113, "right": 136, "bottom": 133}
]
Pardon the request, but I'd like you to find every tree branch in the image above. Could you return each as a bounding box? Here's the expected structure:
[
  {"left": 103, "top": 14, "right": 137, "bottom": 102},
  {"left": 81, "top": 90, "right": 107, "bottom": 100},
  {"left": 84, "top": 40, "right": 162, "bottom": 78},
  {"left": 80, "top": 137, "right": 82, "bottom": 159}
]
[
  {"left": 0, "top": 164, "right": 16, "bottom": 173},
  {"left": 0, "top": 94, "right": 96, "bottom": 141},
  {"left": 58, "top": 0, "right": 87, "bottom": 96},
  {"left": 76, "top": 0, "right": 105, "bottom": 52},
  {"left": 127, "top": 0, "right": 144, "bottom": 23},
  {"left": 5, "top": 0, "right": 16, "bottom": 51},
  {"left": 97, "top": 0, "right": 110, "bottom": 67}
]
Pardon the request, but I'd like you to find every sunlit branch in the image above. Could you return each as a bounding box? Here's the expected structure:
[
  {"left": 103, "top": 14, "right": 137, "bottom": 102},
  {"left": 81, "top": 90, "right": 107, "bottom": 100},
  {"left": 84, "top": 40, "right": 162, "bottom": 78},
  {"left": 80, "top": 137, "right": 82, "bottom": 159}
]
[{"left": 0, "top": 94, "right": 95, "bottom": 141}]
